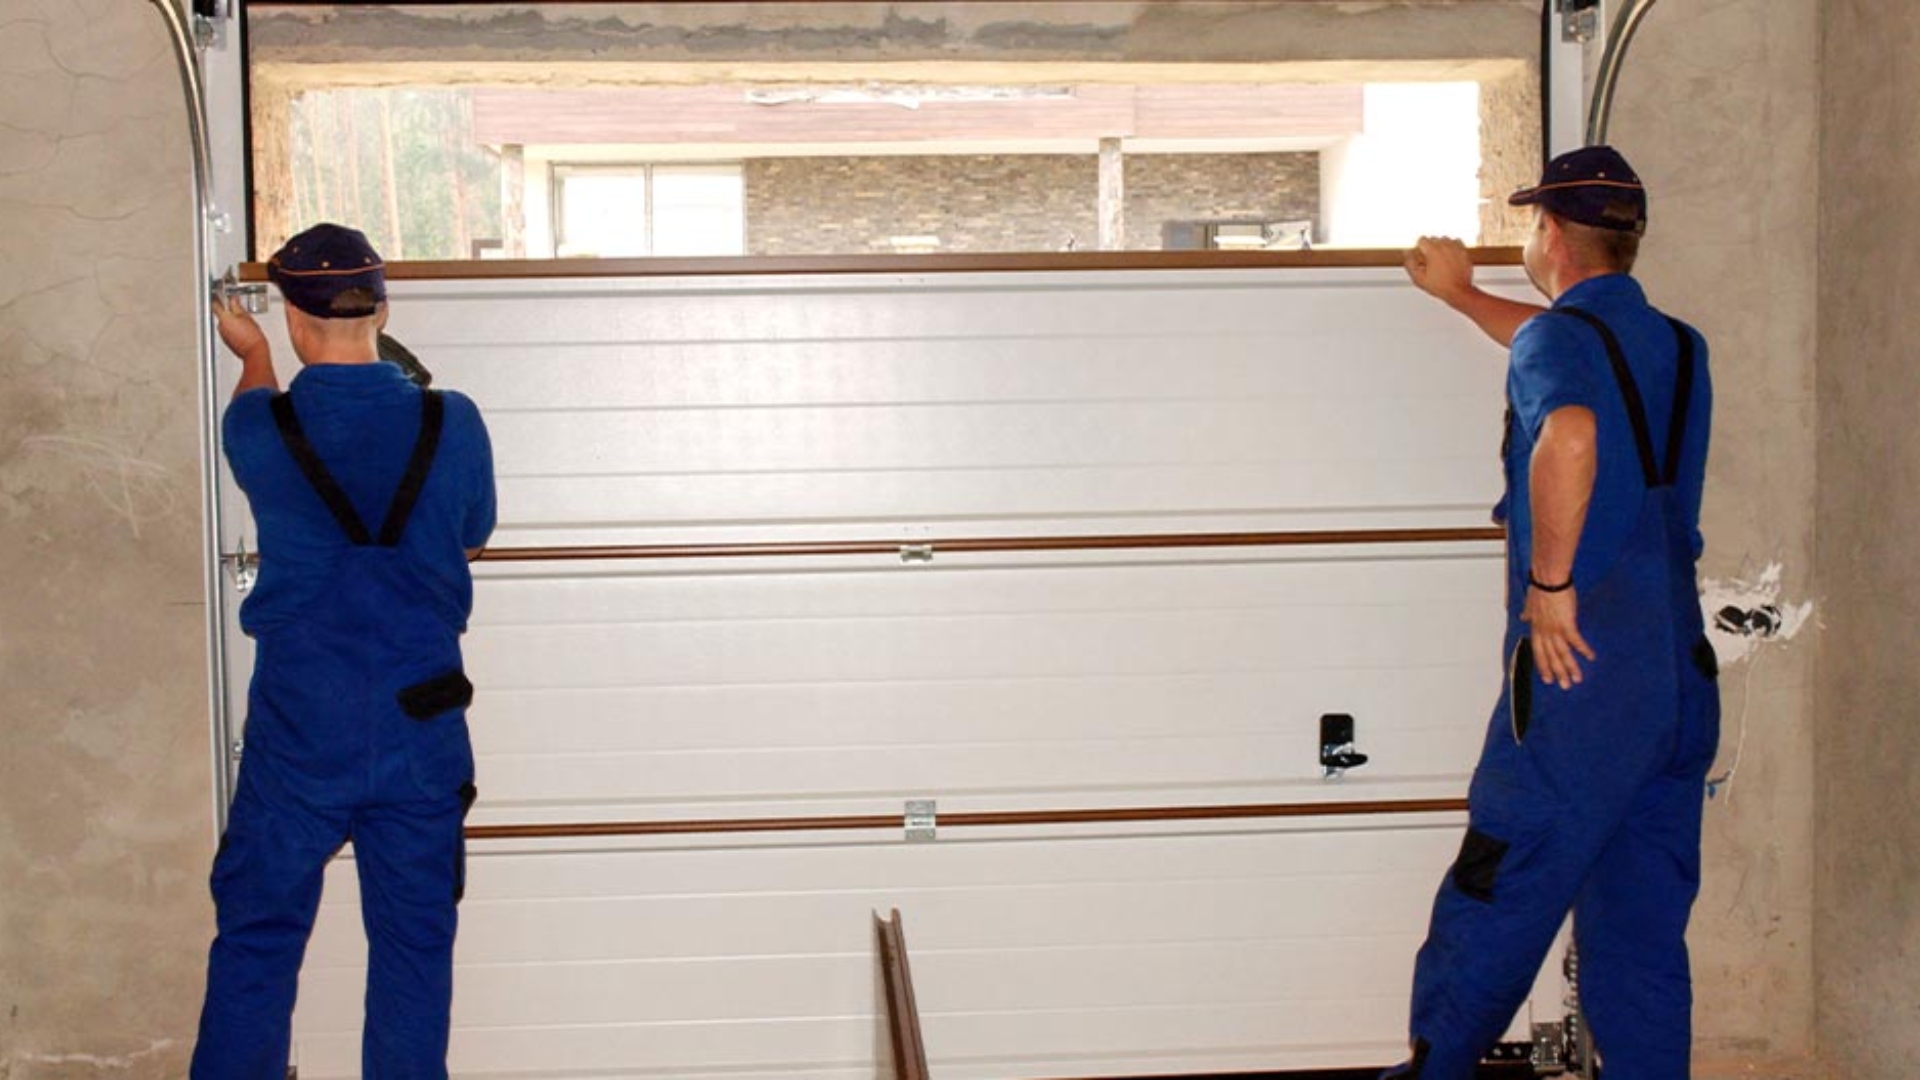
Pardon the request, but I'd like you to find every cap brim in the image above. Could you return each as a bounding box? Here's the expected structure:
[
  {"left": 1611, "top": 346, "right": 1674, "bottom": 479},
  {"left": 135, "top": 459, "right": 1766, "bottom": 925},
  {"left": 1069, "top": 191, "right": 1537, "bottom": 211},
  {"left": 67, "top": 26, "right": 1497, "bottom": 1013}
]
[{"left": 1507, "top": 187, "right": 1545, "bottom": 207}]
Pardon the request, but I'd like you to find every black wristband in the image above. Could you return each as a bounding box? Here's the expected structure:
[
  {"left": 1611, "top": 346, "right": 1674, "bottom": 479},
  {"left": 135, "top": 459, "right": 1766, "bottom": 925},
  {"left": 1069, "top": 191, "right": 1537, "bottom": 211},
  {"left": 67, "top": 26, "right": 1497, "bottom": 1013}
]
[{"left": 1528, "top": 571, "right": 1574, "bottom": 593}]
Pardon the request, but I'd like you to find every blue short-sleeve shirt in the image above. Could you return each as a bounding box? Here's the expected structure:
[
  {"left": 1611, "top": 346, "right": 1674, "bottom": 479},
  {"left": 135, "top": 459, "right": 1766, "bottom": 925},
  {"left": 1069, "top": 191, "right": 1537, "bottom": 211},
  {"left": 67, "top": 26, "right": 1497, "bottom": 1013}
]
[
  {"left": 1501, "top": 274, "right": 1711, "bottom": 587},
  {"left": 224, "top": 361, "right": 496, "bottom": 636}
]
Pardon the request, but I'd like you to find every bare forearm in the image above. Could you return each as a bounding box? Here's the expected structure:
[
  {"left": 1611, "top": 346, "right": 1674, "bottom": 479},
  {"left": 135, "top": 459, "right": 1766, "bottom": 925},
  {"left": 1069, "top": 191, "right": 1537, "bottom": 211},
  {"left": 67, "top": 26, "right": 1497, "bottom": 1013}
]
[
  {"left": 1446, "top": 287, "right": 1544, "bottom": 349},
  {"left": 232, "top": 346, "right": 279, "bottom": 398},
  {"left": 212, "top": 295, "right": 281, "bottom": 398},
  {"left": 1404, "top": 238, "right": 1545, "bottom": 348},
  {"left": 1528, "top": 408, "right": 1597, "bottom": 584}
]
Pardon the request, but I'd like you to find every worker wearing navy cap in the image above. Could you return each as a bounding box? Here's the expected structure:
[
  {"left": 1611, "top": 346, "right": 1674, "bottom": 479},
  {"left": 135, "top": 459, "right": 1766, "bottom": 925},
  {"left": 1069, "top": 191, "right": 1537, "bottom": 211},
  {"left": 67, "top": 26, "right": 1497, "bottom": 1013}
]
[
  {"left": 1386, "top": 146, "right": 1719, "bottom": 1079},
  {"left": 192, "top": 223, "right": 496, "bottom": 1080}
]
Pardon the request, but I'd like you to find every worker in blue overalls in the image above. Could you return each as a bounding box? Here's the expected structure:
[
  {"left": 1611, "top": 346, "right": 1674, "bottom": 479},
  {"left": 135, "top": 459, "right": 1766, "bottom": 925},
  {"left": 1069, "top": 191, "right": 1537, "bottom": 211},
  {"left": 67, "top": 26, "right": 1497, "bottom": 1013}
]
[
  {"left": 193, "top": 224, "right": 496, "bottom": 1080},
  {"left": 1386, "top": 146, "right": 1719, "bottom": 1078}
]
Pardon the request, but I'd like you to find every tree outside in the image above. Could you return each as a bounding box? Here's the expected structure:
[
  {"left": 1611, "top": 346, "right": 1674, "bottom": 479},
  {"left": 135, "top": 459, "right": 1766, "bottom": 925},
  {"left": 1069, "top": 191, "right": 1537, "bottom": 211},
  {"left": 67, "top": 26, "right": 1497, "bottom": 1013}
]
[{"left": 287, "top": 88, "right": 503, "bottom": 260}]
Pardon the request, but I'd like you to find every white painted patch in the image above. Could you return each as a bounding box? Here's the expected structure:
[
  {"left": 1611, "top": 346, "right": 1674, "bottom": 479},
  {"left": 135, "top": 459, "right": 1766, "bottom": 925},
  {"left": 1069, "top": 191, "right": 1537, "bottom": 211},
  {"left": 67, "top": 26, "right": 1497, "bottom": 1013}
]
[
  {"left": 17, "top": 1039, "right": 178, "bottom": 1072},
  {"left": 1698, "top": 562, "right": 1816, "bottom": 803},
  {"left": 1700, "top": 561, "right": 1816, "bottom": 667}
]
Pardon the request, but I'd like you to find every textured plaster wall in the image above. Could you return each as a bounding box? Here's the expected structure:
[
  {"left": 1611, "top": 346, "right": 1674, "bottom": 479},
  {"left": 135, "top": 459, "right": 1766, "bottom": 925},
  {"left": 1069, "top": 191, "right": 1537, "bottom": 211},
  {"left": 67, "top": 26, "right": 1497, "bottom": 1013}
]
[
  {"left": 1603, "top": 0, "right": 1822, "bottom": 1065},
  {"left": 1814, "top": 2, "right": 1920, "bottom": 1077},
  {"left": 1476, "top": 64, "right": 1536, "bottom": 245},
  {"left": 0, "top": 1, "right": 211, "bottom": 1078}
]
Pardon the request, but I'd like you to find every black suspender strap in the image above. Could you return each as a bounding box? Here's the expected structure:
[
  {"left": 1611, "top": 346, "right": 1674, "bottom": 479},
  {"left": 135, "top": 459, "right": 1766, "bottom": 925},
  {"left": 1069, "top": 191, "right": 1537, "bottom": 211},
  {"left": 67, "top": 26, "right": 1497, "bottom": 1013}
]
[
  {"left": 1549, "top": 307, "right": 1663, "bottom": 489},
  {"left": 270, "top": 393, "right": 374, "bottom": 545},
  {"left": 1662, "top": 317, "right": 1696, "bottom": 489},
  {"left": 269, "top": 390, "right": 445, "bottom": 547},
  {"left": 376, "top": 391, "right": 445, "bottom": 546}
]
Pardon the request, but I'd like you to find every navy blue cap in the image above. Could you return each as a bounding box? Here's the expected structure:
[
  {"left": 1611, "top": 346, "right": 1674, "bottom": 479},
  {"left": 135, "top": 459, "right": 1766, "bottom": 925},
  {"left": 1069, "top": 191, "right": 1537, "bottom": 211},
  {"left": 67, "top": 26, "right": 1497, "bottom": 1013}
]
[
  {"left": 267, "top": 223, "right": 387, "bottom": 319},
  {"left": 1508, "top": 145, "right": 1647, "bottom": 235}
]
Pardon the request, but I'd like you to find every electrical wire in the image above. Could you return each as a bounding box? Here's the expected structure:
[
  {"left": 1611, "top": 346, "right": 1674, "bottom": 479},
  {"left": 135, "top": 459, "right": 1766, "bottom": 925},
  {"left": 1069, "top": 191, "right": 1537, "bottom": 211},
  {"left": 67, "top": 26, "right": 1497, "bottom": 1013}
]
[{"left": 1706, "top": 644, "right": 1760, "bottom": 803}]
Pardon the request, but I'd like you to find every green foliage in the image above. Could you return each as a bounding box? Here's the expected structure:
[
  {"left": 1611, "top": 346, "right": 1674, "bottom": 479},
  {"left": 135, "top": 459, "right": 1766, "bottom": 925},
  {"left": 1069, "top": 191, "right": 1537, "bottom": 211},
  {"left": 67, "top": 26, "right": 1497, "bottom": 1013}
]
[{"left": 287, "top": 89, "right": 503, "bottom": 260}]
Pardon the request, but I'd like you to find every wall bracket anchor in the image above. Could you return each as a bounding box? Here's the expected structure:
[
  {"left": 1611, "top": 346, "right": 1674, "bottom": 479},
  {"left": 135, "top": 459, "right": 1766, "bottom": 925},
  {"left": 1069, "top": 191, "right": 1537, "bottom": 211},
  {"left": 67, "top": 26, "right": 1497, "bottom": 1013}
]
[{"left": 1557, "top": 0, "right": 1601, "bottom": 43}]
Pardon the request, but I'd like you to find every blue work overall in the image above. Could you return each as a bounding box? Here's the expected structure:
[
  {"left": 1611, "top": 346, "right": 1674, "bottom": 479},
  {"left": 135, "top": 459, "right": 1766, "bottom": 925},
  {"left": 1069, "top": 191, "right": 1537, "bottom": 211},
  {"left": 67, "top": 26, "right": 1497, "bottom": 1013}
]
[
  {"left": 1393, "top": 311, "right": 1720, "bottom": 1080},
  {"left": 193, "top": 390, "right": 475, "bottom": 1080}
]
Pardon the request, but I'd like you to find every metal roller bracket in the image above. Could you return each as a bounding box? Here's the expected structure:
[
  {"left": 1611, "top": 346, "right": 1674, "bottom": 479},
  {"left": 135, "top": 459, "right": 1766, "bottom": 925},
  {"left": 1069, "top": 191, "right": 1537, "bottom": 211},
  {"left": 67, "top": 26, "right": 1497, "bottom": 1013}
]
[
  {"left": 220, "top": 268, "right": 269, "bottom": 314},
  {"left": 223, "top": 536, "right": 258, "bottom": 593}
]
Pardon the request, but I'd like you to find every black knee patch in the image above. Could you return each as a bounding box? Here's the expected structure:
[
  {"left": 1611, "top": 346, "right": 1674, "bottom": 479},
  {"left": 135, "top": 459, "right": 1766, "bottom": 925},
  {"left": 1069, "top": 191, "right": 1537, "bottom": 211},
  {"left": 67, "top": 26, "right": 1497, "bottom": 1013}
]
[{"left": 1450, "top": 828, "right": 1509, "bottom": 903}]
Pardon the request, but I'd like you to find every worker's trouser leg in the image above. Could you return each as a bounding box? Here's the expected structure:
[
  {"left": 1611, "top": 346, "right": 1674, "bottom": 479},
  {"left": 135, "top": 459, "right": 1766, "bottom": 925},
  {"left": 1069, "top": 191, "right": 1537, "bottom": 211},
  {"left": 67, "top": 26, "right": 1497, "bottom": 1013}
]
[
  {"left": 1572, "top": 659, "right": 1718, "bottom": 1080},
  {"left": 1395, "top": 614, "right": 1681, "bottom": 1080},
  {"left": 192, "top": 767, "right": 348, "bottom": 1080},
  {"left": 354, "top": 793, "right": 466, "bottom": 1080}
]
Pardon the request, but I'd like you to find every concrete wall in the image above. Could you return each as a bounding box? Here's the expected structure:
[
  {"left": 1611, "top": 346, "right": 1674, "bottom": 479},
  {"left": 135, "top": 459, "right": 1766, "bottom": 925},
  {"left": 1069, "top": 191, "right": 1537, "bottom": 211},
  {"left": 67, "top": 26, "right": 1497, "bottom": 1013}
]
[
  {"left": 1814, "top": 2, "right": 1920, "bottom": 1077},
  {"left": 0, "top": 0, "right": 210, "bottom": 1076},
  {"left": 1605, "top": 0, "right": 1822, "bottom": 1065},
  {"left": 0, "top": 1, "right": 1874, "bottom": 1077}
]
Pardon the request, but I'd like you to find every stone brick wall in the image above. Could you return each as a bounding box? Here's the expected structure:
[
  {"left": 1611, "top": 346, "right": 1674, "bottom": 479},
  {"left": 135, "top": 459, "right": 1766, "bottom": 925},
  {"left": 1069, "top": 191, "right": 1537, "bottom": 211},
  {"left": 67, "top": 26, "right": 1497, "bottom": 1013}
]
[
  {"left": 744, "top": 152, "right": 1319, "bottom": 255},
  {"left": 1122, "top": 153, "right": 1321, "bottom": 249}
]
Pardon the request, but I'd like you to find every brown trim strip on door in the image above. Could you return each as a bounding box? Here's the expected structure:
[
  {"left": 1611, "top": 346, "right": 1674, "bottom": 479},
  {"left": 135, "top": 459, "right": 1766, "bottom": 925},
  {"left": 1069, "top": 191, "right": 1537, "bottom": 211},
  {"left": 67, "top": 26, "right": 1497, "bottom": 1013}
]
[
  {"left": 477, "top": 527, "right": 1505, "bottom": 564},
  {"left": 236, "top": 247, "right": 1523, "bottom": 282},
  {"left": 466, "top": 797, "right": 1471, "bottom": 841}
]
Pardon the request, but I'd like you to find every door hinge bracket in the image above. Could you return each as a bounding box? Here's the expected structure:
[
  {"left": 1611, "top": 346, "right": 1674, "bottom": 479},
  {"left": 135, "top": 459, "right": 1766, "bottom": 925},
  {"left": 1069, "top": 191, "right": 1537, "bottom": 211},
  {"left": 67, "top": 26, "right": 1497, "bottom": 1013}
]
[
  {"left": 222, "top": 536, "right": 259, "bottom": 594},
  {"left": 904, "top": 799, "right": 937, "bottom": 842}
]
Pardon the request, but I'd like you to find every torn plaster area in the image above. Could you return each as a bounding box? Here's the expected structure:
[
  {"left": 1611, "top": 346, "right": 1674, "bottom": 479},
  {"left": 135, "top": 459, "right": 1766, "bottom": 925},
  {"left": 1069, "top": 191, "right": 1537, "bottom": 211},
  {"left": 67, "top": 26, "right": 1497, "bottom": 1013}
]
[{"left": 1701, "top": 562, "right": 1816, "bottom": 667}]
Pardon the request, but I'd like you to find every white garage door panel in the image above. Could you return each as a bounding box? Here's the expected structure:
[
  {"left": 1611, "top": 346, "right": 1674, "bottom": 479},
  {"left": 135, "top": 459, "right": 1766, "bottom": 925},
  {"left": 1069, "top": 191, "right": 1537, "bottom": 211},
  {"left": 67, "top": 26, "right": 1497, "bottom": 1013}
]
[
  {"left": 382, "top": 269, "right": 1507, "bottom": 546},
  {"left": 399, "top": 274, "right": 1475, "bottom": 348},
  {"left": 293, "top": 825, "right": 1468, "bottom": 1079},
  {"left": 487, "top": 398, "right": 1489, "bottom": 474},
  {"left": 450, "top": 331, "right": 1482, "bottom": 411},
  {"left": 459, "top": 554, "right": 1502, "bottom": 817},
  {"left": 229, "top": 263, "right": 1555, "bottom": 1077},
  {"left": 472, "top": 671, "right": 1488, "bottom": 755},
  {"left": 493, "top": 461, "right": 1496, "bottom": 535}
]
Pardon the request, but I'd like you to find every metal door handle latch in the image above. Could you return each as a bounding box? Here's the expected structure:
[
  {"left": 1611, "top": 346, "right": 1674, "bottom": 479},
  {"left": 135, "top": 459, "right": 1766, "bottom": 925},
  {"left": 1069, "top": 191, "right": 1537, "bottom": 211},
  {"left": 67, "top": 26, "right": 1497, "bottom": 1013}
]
[{"left": 1319, "top": 712, "right": 1371, "bottom": 779}]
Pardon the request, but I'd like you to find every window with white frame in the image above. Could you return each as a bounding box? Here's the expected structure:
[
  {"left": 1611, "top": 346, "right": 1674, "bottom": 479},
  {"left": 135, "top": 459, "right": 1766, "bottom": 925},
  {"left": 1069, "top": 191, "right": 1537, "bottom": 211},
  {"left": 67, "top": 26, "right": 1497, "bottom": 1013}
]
[{"left": 554, "top": 164, "right": 745, "bottom": 258}]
